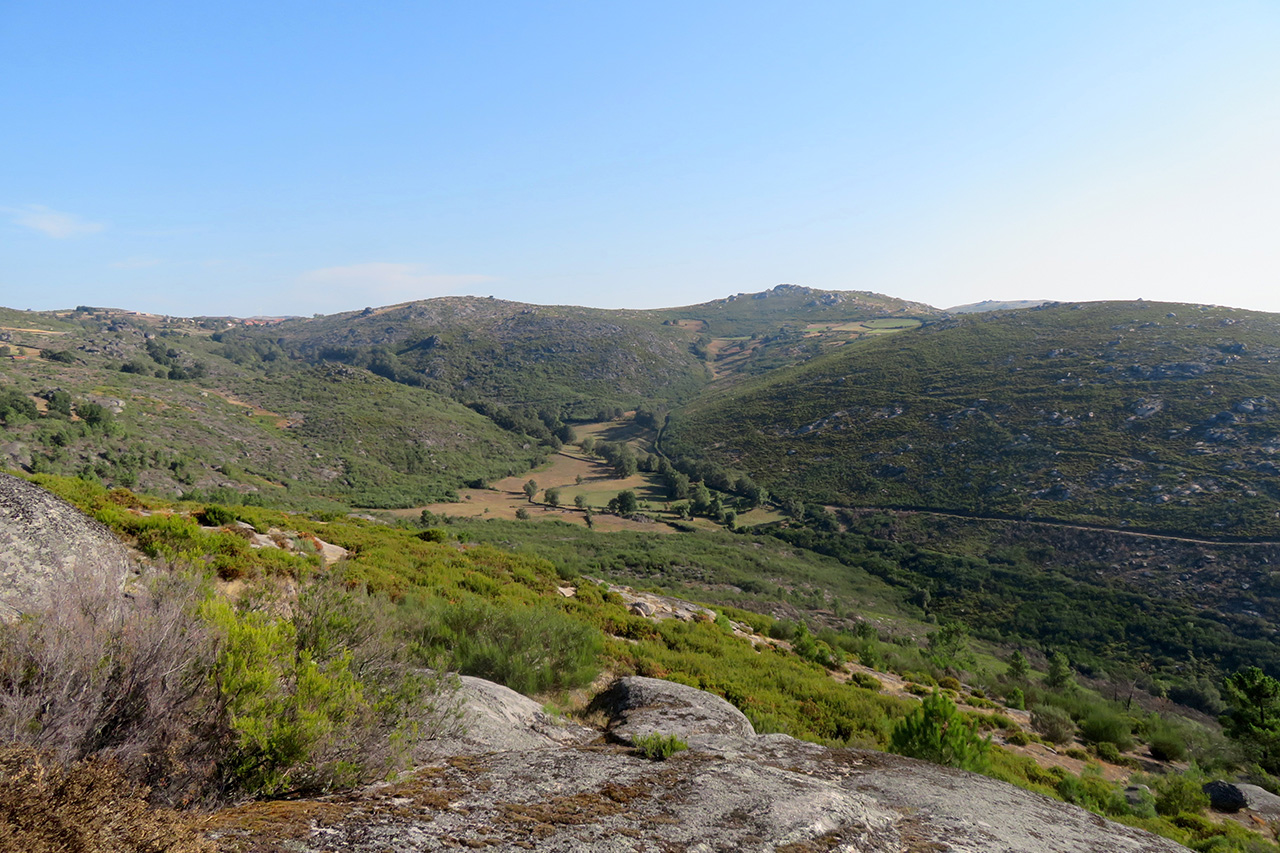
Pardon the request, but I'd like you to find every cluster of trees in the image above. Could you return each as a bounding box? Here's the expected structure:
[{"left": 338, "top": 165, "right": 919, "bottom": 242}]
[
  {"left": 466, "top": 401, "right": 576, "bottom": 449},
  {"left": 768, "top": 517, "right": 1280, "bottom": 687},
  {"left": 0, "top": 385, "right": 113, "bottom": 432},
  {"left": 1223, "top": 667, "right": 1280, "bottom": 775}
]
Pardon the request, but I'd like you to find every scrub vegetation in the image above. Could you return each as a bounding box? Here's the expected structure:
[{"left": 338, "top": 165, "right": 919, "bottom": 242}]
[{"left": 6, "top": 291, "right": 1280, "bottom": 850}]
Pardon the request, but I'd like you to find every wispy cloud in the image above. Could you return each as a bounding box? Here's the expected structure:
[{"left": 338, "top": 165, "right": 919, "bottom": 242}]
[
  {"left": 295, "top": 263, "right": 495, "bottom": 311},
  {"left": 6, "top": 204, "right": 105, "bottom": 238}
]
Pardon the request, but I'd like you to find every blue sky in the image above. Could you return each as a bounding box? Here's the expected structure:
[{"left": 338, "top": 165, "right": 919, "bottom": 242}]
[{"left": 3, "top": 2, "right": 1279, "bottom": 316}]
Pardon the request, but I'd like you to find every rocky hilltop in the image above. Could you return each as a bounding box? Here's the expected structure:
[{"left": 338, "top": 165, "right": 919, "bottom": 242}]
[{"left": 211, "top": 675, "right": 1187, "bottom": 852}]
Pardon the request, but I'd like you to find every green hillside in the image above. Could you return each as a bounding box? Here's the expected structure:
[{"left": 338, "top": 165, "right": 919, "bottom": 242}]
[
  {"left": 0, "top": 308, "right": 542, "bottom": 508},
  {"left": 654, "top": 283, "right": 937, "bottom": 337},
  {"left": 664, "top": 300, "right": 1280, "bottom": 538},
  {"left": 218, "top": 297, "right": 712, "bottom": 417},
  {"left": 654, "top": 284, "right": 938, "bottom": 379}
]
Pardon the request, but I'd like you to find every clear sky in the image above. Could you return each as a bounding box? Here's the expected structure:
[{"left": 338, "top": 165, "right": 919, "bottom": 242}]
[{"left": 3, "top": 1, "right": 1279, "bottom": 317}]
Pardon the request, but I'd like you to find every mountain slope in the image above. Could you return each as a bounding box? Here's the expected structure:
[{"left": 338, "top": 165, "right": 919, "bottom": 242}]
[
  {"left": 664, "top": 300, "right": 1280, "bottom": 537},
  {"left": 217, "top": 297, "right": 712, "bottom": 417},
  {"left": 0, "top": 309, "right": 542, "bottom": 507}
]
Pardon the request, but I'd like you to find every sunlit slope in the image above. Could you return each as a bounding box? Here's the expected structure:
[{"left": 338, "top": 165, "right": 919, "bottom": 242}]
[
  {"left": 0, "top": 309, "right": 541, "bottom": 507},
  {"left": 664, "top": 301, "right": 1280, "bottom": 537},
  {"left": 221, "top": 297, "right": 712, "bottom": 416}
]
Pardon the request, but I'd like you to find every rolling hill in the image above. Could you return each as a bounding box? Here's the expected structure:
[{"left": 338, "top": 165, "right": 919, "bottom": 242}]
[{"left": 663, "top": 300, "right": 1280, "bottom": 538}]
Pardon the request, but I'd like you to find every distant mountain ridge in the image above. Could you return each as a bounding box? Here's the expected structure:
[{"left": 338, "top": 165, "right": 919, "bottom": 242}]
[{"left": 946, "top": 299, "right": 1053, "bottom": 314}]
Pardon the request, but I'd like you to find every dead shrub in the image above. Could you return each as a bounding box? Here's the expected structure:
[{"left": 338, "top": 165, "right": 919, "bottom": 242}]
[
  {"left": 0, "top": 567, "right": 223, "bottom": 804},
  {"left": 0, "top": 746, "right": 212, "bottom": 853},
  {"left": 0, "top": 561, "right": 459, "bottom": 807}
]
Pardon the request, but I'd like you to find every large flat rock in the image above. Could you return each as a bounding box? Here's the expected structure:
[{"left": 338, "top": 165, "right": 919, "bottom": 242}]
[{"left": 213, "top": 676, "right": 1190, "bottom": 852}]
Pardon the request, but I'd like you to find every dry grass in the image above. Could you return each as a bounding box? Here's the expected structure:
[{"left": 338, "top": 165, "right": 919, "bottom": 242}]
[
  {"left": 405, "top": 446, "right": 679, "bottom": 533},
  {"left": 0, "top": 746, "right": 213, "bottom": 853}
]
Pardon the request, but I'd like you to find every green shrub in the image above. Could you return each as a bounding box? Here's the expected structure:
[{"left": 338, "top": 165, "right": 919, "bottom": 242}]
[
  {"left": 901, "top": 670, "right": 938, "bottom": 687},
  {"left": 1006, "top": 730, "right": 1031, "bottom": 746},
  {"left": 1145, "top": 716, "right": 1189, "bottom": 762},
  {"left": 848, "top": 671, "right": 882, "bottom": 691},
  {"left": 987, "top": 713, "right": 1017, "bottom": 730},
  {"left": 1079, "top": 709, "right": 1134, "bottom": 751},
  {"left": 202, "top": 599, "right": 375, "bottom": 795},
  {"left": 1154, "top": 773, "right": 1210, "bottom": 817},
  {"left": 409, "top": 598, "right": 603, "bottom": 695},
  {"left": 1094, "top": 741, "right": 1122, "bottom": 763},
  {"left": 1031, "top": 704, "right": 1076, "bottom": 744},
  {"left": 1004, "top": 687, "right": 1025, "bottom": 710},
  {"left": 633, "top": 733, "right": 689, "bottom": 761},
  {"left": 889, "top": 691, "right": 991, "bottom": 772},
  {"left": 418, "top": 528, "right": 449, "bottom": 543},
  {"left": 1056, "top": 768, "right": 1131, "bottom": 816},
  {"left": 198, "top": 505, "right": 237, "bottom": 527}
]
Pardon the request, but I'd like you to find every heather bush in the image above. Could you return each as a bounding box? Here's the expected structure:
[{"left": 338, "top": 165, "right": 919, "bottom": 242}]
[{"left": 0, "top": 568, "right": 220, "bottom": 801}]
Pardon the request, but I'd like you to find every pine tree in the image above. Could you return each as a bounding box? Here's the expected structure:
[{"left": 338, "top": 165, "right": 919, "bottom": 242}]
[{"left": 889, "top": 691, "right": 991, "bottom": 772}]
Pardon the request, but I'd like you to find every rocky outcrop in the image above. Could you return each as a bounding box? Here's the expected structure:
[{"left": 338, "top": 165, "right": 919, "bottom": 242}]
[
  {"left": 1204, "top": 780, "right": 1248, "bottom": 812},
  {"left": 416, "top": 675, "right": 596, "bottom": 759},
  {"left": 595, "top": 675, "right": 756, "bottom": 747},
  {"left": 1205, "top": 780, "right": 1280, "bottom": 819},
  {"left": 0, "top": 473, "right": 138, "bottom": 619},
  {"left": 216, "top": 677, "right": 1189, "bottom": 852}
]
